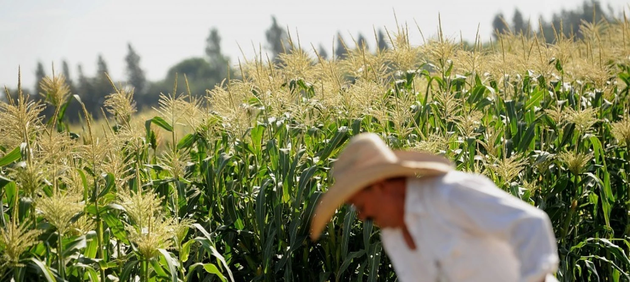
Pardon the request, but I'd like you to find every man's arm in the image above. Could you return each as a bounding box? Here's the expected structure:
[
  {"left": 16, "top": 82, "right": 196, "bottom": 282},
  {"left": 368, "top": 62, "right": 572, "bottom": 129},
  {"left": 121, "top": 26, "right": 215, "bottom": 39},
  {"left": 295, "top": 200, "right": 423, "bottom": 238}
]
[{"left": 436, "top": 173, "right": 559, "bottom": 282}]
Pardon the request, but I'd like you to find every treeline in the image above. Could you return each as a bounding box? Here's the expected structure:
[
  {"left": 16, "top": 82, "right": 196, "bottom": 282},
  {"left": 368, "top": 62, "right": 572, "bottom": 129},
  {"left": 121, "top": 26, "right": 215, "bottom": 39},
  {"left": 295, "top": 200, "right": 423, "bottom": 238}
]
[
  {"left": 3, "top": 0, "right": 624, "bottom": 122},
  {"left": 492, "top": 0, "right": 616, "bottom": 42},
  {"left": 5, "top": 16, "right": 389, "bottom": 122},
  {"left": 28, "top": 28, "right": 233, "bottom": 122}
]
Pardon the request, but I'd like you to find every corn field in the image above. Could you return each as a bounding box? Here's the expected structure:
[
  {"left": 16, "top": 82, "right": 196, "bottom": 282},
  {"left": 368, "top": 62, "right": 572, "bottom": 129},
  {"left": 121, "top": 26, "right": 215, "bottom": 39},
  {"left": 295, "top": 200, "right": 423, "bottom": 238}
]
[{"left": 1, "top": 18, "right": 630, "bottom": 281}]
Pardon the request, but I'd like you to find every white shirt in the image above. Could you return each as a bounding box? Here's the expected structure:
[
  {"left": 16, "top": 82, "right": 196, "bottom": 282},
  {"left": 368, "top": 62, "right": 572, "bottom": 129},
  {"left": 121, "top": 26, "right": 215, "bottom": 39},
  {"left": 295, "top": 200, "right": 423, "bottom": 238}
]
[{"left": 380, "top": 171, "right": 559, "bottom": 282}]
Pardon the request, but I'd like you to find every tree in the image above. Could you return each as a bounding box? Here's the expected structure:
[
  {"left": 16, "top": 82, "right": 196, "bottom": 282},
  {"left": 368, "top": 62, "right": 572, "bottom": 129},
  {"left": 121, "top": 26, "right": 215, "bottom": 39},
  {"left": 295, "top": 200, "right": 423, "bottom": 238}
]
[
  {"left": 377, "top": 29, "right": 389, "bottom": 51},
  {"left": 512, "top": 9, "right": 526, "bottom": 34},
  {"left": 76, "top": 64, "right": 90, "bottom": 95},
  {"left": 538, "top": 0, "right": 611, "bottom": 43},
  {"left": 88, "top": 55, "right": 111, "bottom": 117},
  {"left": 205, "top": 28, "right": 229, "bottom": 80},
  {"left": 35, "top": 61, "right": 46, "bottom": 96},
  {"left": 167, "top": 58, "right": 212, "bottom": 81},
  {"left": 163, "top": 58, "right": 214, "bottom": 96},
  {"left": 265, "top": 16, "right": 288, "bottom": 61},
  {"left": 95, "top": 54, "right": 110, "bottom": 93},
  {"left": 71, "top": 64, "right": 94, "bottom": 121},
  {"left": 317, "top": 44, "right": 328, "bottom": 60},
  {"left": 96, "top": 55, "right": 108, "bottom": 78},
  {"left": 125, "top": 43, "right": 146, "bottom": 95},
  {"left": 492, "top": 13, "right": 510, "bottom": 39},
  {"left": 61, "top": 60, "right": 76, "bottom": 94},
  {"left": 335, "top": 33, "right": 347, "bottom": 59}
]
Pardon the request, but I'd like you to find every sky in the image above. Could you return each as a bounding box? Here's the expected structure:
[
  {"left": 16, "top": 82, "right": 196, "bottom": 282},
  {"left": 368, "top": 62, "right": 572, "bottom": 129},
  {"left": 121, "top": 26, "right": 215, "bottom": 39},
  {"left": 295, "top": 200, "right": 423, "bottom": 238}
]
[{"left": 1, "top": 0, "right": 628, "bottom": 90}]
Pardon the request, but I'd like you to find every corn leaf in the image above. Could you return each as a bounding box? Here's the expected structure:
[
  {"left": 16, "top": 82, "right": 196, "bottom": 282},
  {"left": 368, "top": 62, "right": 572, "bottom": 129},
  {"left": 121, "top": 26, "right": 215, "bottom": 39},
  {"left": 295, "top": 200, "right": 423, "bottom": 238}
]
[
  {"left": 0, "top": 146, "right": 21, "bottom": 166},
  {"left": 150, "top": 116, "right": 173, "bottom": 132}
]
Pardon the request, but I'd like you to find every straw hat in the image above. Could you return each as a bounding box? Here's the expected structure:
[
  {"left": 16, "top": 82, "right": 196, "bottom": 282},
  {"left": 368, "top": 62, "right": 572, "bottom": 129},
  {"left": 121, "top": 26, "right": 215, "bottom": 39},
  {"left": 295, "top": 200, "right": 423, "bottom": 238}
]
[{"left": 310, "top": 133, "right": 453, "bottom": 241}]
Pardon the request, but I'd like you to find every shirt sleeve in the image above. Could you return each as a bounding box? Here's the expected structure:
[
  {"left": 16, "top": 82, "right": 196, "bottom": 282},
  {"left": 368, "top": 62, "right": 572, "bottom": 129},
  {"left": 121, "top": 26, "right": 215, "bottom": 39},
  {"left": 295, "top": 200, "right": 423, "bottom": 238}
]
[{"left": 435, "top": 172, "right": 559, "bottom": 282}]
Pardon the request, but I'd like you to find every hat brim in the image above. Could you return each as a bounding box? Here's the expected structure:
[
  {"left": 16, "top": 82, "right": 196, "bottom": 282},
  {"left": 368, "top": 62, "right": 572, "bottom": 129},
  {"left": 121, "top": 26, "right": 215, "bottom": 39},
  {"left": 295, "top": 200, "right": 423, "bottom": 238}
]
[{"left": 309, "top": 151, "right": 453, "bottom": 241}]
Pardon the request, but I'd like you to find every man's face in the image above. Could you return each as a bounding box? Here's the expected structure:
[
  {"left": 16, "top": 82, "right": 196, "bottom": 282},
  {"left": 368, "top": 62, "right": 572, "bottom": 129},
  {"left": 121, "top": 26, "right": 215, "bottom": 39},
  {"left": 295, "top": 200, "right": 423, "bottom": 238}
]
[{"left": 347, "top": 181, "right": 405, "bottom": 228}]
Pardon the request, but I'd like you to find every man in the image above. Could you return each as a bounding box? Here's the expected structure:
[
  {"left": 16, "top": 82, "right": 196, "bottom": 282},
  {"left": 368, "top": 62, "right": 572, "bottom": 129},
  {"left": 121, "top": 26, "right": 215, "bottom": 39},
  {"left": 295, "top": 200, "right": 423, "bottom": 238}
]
[{"left": 310, "top": 133, "right": 559, "bottom": 282}]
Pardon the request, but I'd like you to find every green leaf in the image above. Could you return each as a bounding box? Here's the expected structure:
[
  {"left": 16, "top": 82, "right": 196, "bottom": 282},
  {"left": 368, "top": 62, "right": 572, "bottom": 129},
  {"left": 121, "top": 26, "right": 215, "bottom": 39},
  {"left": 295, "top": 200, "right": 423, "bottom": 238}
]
[
  {"left": 525, "top": 89, "right": 544, "bottom": 110},
  {"left": 158, "top": 249, "right": 179, "bottom": 282},
  {"left": 56, "top": 94, "right": 74, "bottom": 127},
  {"left": 588, "top": 136, "right": 604, "bottom": 164},
  {"left": 150, "top": 259, "right": 169, "bottom": 278},
  {"left": 296, "top": 165, "right": 318, "bottom": 209},
  {"left": 0, "top": 175, "right": 13, "bottom": 190},
  {"left": 560, "top": 122, "right": 575, "bottom": 147},
  {"left": 62, "top": 235, "right": 87, "bottom": 257},
  {"left": 444, "top": 60, "right": 454, "bottom": 77},
  {"left": 256, "top": 179, "right": 271, "bottom": 241},
  {"left": 97, "top": 260, "right": 118, "bottom": 271},
  {"left": 19, "top": 197, "right": 32, "bottom": 220},
  {"left": 351, "top": 117, "right": 363, "bottom": 135},
  {"left": 302, "top": 192, "right": 322, "bottom": 232},
  {"left": 341, "top": 209, "right": 356, "bottom": 259},
  {"left": 187, "top": 262, "right": 227, "bottom": 282},
  {"left": 504, "top": 100, "right": 518, "bottom": 137},
  {"left": 84, "top": 231, "right": 99, "bottom": 258},
  {"left": 554, "top": 58, "right": 563, "bottom": 72},
  {"left": 101, "top": 212, "right": 128, "bottom": 242},
  {"left": 180, "top": 239, "right": 194, "bottom": 263},
  {"left": 363, "top": 220, "right": 373, "bottom": 251},
  {"left": 145, "top": 119, "right": 155, "bottom": 148},
  {"left": 517, "top": 122, "right": 537, "bottom": 152},
  {"left": 177, "top": 133, "right": 197, "bottom": 150},
  {"left": 467, "top": 85, "right": 486, "bottom": 104},
  {"left": 193, "top": 223, "right": 212, "bottom": 240},
  {"left": 356, "top": 260, "right": 367, "bottom": 282},
  {"left": 262, "top": 228, "right": 277, "bottom": 272},
  {"left": 317, "top": 126, "right": 349, "bottom": 161},
  {"left": 474, "top": 97, "right": 493, "bottom": 110},
  {"left": 225, "top": 194, "right": 238, "bottom": 226},
  {"left": 337, "top": 250, "right": 365, "bottom": 281},
  {"left": 87, "top": 270, "right": 102, "bottom": 282},
  {"left": 192, "top": 224, "right": 235, "bottom": 282},
  {"left": 150, "top": 116, "right": 173, "bottom": 132},
  {"left": 28, "top": 258, "right": 57, "bottom": 282},
  {"left": 97, "top": 173, "right": 116, "bottom": 199},
  {"left": 367, "top": 242, "right": 383, "bottom": 282},
  {"left": 74, "top": 265, "right": 100, "bottom": 282},
  {"left": 577, "top": 255, "right": 629, "bottom": 279},
  {"left": 582, "top": 260, "right": 600, "bottom": 281},
  {"left": 120, "top": 257, "right": 140, "bottom": 282},
  {"left": 202, "top": 263, "right": 227, "bottom": 282},
  {"left": 600, "top": 171, "right": 613, "bottom": 228},
  {"left": 250, "top": 124, "right": 265, "bottom": 155},
  {"left": 77, "top": 168, "right": 89, "bottom": 197},
  {"left": 0, "top": 146, "right": 21, "bottom": 166},
  {"left": 3, "top": 181, "right": 16, "bottom": 212}
]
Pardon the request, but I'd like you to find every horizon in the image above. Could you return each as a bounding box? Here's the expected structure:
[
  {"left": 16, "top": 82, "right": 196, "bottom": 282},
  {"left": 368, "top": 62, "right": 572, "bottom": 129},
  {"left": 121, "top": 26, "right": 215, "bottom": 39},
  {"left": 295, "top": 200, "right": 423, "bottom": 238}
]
[{"left": 1, "top": 0, "right": 628, "bottom": 91}]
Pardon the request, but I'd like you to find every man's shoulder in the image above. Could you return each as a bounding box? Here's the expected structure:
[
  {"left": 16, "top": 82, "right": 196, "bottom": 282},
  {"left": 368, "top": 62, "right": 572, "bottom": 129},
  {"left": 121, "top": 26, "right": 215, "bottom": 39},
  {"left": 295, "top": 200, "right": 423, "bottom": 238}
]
[
  {"left": 410, "top": 170, "right": 523, "bottom": 208},
  {"left": 410, "top": 171, "right": 496, "bottom": 193},
  {"left": 442, "top": 170, "right": 494, "bottom": 186}
]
